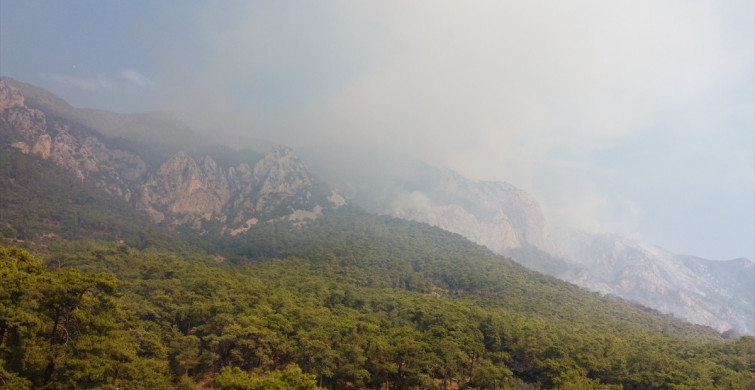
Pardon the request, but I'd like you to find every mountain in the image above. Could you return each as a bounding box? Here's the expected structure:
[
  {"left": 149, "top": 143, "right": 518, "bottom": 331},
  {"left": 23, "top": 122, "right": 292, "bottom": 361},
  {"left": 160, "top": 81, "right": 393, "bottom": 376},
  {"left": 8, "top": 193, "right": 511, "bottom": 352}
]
[
  {"left": 301, "top": 146, "right": 755, "bottom": 335},
  {"left": 3, "top": 78, "right": 752, "bottom": 335},
  {"left": 1, "top": 79, "right": 753, "bottom": 388},
  {"left": 2, "top": 77, "right": 205, "bottom": 155},
  {"left": 5, "top": 77, "right": 275, "bottom": 161},
  {"left": 300, "top": 146, "right": 551, "bottom": 253},
  {"left": 0, "top": 79, "right": 343, "bottom": 237},
  {"left": 545, "top": 231, "right": 755, "bottom": 335}
]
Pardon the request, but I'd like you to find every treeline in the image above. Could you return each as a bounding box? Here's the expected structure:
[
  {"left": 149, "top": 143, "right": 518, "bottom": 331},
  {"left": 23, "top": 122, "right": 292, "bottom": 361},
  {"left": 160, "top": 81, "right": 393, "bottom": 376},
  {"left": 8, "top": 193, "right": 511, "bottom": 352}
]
[{"left": 1, "top": 211, "right": 753, "bottom": 389}]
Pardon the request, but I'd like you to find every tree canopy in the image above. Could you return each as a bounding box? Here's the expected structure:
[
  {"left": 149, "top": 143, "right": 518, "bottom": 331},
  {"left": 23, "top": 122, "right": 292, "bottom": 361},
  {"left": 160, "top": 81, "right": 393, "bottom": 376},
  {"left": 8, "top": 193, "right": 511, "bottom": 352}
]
[{"left": 1, "top": 211, "right": 753, "bottom": 389}]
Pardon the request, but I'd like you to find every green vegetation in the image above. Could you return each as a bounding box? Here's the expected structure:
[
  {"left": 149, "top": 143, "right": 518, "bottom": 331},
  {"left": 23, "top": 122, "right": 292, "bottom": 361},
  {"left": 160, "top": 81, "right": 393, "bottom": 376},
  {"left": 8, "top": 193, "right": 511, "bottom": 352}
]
[
  {"left": 1, "top": 118, "right": 753, "bottom": 388},
  {"left": 1, "top": 209, "right": 753, "bottom": 388}
]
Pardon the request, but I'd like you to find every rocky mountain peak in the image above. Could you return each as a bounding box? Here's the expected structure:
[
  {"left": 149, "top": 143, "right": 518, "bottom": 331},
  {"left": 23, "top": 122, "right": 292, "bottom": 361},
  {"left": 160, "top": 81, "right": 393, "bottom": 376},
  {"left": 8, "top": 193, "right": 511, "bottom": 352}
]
[
  {"left": 137, "top": 146, "right": 337, "bottom": 232},
  {"left": 253, "top": 146, "right": 313, "bottom": 204},
  {"left": 139, "top": 152, "right": 229, "bottom": 227}
]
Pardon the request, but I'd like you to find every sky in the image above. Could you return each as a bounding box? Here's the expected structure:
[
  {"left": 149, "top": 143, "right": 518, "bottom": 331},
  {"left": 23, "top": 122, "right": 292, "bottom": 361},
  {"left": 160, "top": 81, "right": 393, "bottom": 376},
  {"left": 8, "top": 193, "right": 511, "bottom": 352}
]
[{"left": 1, "top": 1, "right": 754, "bottom": 261}]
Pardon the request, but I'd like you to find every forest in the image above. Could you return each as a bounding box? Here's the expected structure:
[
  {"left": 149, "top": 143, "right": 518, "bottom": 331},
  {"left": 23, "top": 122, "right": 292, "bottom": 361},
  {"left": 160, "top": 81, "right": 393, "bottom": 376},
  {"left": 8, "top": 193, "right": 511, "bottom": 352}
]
[
  {"left": 1, "top": 208, "right": 753, "bottom": 389},
  {"left": 1, "top": 123, "right": 754, "bottom": 389}
]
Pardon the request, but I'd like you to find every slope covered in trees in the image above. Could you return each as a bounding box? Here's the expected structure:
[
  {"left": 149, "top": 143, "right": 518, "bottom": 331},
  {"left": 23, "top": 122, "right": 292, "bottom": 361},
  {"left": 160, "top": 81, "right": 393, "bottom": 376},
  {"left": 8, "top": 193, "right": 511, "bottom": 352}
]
[{"left": 1, "top": 209, "right": 753, "bottom": 389}]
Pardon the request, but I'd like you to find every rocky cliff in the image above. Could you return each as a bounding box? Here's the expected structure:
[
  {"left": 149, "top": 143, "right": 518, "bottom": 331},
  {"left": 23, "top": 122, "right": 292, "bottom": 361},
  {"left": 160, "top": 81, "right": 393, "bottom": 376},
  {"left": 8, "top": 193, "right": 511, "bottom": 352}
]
[
  {"left": 391, "top": 174, "right": 755, "bottom": 334},
  {"left": 0, "top": 79, "right": 341, "bottom": 234},
  {"left": 2, "top": 80, "right": 147, "bottom": 201},
  {"left": 301, "top": 147, "right": 551, "bottom": 254},
  {"left": 387, "top": 169, "right": 550, "bottom": 253},
  {"left": 139, "top": 145, "right": 333, "bottom": 232},
  {"left": 302, "top": 145, "right": 754, "bottom": 335},
  {"left": 544, "top": 231, "right": 755, "bottom": 334}
]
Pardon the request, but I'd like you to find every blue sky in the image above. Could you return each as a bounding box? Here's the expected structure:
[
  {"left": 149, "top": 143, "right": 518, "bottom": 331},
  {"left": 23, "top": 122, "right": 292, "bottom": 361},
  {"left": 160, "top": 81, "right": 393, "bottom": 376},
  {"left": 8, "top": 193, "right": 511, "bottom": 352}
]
[{"left": 2, "top": 1, "right": 753, "bottom": 260}]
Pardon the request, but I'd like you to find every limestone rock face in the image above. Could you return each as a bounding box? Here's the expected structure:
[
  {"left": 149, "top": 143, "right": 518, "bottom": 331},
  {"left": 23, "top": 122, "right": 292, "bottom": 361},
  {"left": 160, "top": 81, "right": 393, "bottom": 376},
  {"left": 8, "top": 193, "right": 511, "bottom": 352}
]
[
  {"left": 548, "top": 231, "right": 755, "bottom": 335},
  {"left": 136, "top": 145, "right": 329, "bottom": 230},
  {"left": 0, "top": 81, "right": 25, "bottom": 111},
  {"left": 10, "top": 141, "right": 30, "bottom": 154},
  {"left": 310, "top": 147, "right": 553, "bottom": 255},
  {"left": 301, "top": 147, "right": 551, "bottom": 254},
  {"left": 388, "top": 174, "right": 550, "bottom": 253},
  {"left": 4, "top": 100, "right": 47, "bottom": 141},
  {"left": 31, "top": 134, "right": 52, "bottom": 158},
  {"left": 139, "top": 152, "right": 229, "bottom": 226},
  {"left": 392, "top": 202, "right": 522, "bottom": 251},
  {"left": 251, "top": 146, "right": 314, "bottom": 215},
  {"left": 0, "top": 80, "right": 147, "bottom": 198},
  {"left": 0, "top": 79, "right": 342, "bottom": 234}
]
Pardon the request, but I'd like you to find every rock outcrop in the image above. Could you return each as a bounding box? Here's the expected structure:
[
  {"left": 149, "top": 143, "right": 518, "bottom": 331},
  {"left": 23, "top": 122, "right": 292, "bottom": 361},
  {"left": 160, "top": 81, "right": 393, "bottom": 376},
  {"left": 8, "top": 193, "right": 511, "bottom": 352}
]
[
  {"left": 138, "top": 145, "right": 331, "bottom": 231},
  {"left": 386, "top": 170, "right": 550, "bottom": 253},
  {"left": 301, "top": 147, "right": 550, "bottom": 253},
  {"left": 0, "top": 79, "right": 341, "bottom": 233},
  {"left": 249, "top": 146, "right": 315, "bottom": 216},
  {"left": 547, "top": 231, "right": 755, "bottom": 334},
  {"left": 140, "top": 152, "right": 230, "bottom": 227},
  {"left": 1, "top": 80, "right": 147, "bottom": 201}
]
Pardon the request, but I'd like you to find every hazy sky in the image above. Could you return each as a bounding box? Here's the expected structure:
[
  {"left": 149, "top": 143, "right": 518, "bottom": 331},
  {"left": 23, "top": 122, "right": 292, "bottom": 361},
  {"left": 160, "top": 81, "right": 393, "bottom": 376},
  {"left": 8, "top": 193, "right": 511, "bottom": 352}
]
[{"left": 2, "top": 1, "right": 753, "bottom": 260}]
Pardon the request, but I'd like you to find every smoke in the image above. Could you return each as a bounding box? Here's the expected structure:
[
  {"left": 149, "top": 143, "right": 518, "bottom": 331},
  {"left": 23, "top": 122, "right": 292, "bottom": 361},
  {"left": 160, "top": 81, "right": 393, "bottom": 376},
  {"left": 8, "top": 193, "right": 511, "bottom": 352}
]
[
  {"left": 150, "top": 1, "right": 753, "bottom": 258},
  {"left": 2, "top": 0, "right": 752, "bottom": 259}
]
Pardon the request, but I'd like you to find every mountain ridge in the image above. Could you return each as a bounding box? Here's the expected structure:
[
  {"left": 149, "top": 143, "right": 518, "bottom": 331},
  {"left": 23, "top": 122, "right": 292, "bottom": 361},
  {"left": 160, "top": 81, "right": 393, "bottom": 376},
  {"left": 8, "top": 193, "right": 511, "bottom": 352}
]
[
  {"left": 0, "top": 79, "right": 343, "bottom": 236},
  {"left": 301, "top": 146, "right": 755, "bottom": 335},
  {"left": 2, "top": 78, "right": 752, "bottom": 335},
  {"left": 1, "top": 78, "right": 753, "bottom": 388}
]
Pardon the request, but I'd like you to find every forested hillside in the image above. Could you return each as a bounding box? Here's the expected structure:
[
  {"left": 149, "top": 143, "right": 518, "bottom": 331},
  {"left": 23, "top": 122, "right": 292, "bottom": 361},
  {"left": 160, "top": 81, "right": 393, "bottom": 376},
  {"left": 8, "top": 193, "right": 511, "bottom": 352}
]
[
  {"left": 1, "top": 210, "right": 754, "bottom": 389},
  {"left": 300, "top": 146, "right": 755, "bottom": 336}
]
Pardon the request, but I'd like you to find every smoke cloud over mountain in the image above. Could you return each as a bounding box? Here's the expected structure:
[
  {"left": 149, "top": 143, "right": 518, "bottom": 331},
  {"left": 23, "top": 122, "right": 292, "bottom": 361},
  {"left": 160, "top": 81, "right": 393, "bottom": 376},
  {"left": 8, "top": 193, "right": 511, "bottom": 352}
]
[{"left": 1, "top": 0, "right": 753, "bottom": 260}]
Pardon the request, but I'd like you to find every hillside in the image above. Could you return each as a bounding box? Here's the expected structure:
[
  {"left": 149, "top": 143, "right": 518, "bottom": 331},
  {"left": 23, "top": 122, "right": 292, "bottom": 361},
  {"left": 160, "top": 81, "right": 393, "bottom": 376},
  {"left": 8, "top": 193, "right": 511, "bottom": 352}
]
[
  {"left": 300, "top": 146, "right": 755, "bottom": 335},
  {"left": 1, "top": 78, "right": 754, "bottom": 389},
  {"left": 0, "top": 121, "right": 193, "bottom": 252},
  {"left": 3, "top": 212, "right": 754, "bottom": 388},
  {"left": 544, "top": 231, "right": 755, "bottom": 335},
  {"left": 0, "top": 79, "right": 341, "bottom": 236}
]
